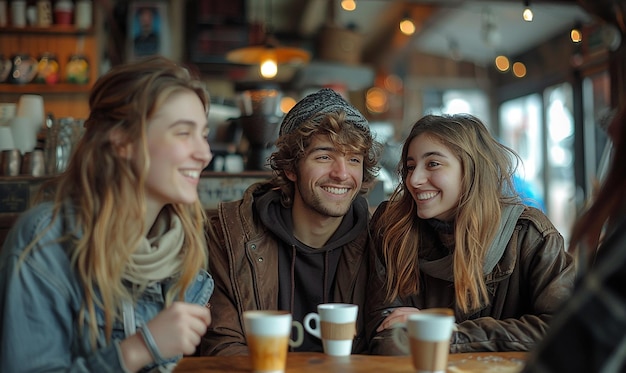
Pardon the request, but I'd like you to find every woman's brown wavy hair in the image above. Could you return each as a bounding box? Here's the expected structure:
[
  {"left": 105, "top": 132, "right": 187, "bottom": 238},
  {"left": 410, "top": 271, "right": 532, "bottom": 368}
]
[
  {"left": 372, "top": 113, "right": 519, "bottom": 313},
  {"left": 33, "top": 56, "right": 210, "bottom": 347}
]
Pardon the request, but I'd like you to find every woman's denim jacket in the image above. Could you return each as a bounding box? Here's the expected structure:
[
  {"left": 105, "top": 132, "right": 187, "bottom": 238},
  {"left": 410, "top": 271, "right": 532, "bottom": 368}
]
[{"left": 0, "top": 202, "right": 214, "bottom": 373}]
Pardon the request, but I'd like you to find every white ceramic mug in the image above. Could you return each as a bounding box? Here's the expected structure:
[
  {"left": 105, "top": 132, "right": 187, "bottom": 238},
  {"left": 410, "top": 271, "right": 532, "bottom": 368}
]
[
  {"left": 0, "top": 126, "right": 14, "bottom": 151},
  {"left": 243, "top": 310, "right": 304, "bottom": 373},
  {"left": 16, "top": 94, "right": 45, "bottom": 128},
  {"left": 392, "top": 308, "right": 456, "bottom": 373},
  {"left": 9, "top": 116, "right": 39, "bottom": 154},
  {"left": 303, "top": 303, "right": 358, "bottom": 357},
  {"left": 10, "top": 0, "right": 26, "bottom": 27}
]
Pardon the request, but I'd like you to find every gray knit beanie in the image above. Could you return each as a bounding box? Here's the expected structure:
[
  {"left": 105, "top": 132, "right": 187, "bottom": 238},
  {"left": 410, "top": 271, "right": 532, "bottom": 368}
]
[{"left": 279, "top": 88, "right": 369, "bottom": 136}]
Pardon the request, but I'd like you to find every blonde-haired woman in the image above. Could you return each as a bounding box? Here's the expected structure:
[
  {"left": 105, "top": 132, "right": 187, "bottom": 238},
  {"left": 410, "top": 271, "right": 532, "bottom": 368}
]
[
  {"left": 0, "top": 56, "right": 214, "bottom": 372},
  {"left": 366, "top": 113, "right": 575, "bottom": 354}
]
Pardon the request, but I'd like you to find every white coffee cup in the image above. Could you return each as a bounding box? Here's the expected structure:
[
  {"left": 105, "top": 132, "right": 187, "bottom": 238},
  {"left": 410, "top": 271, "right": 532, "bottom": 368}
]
[
  {"left": 303, "top": 303, "right": 358, "bottom": 357},
  {"left": 0, "top": 126, "right": 14, "bottom": 150},
  {"left": 16, "top": 94, "right": 45, "bottom": 129},
  {"left": 9, "top": 116, "right": 40, "bottom": 154},
  {"left": 392, "top": 308, "right": 456, "bottom": 373},
  {"left": 10, "top": 0, "right": 26, "bottom": 27},
  {"left": 243, "top": 310, "right": 304, "bottom": 373}
]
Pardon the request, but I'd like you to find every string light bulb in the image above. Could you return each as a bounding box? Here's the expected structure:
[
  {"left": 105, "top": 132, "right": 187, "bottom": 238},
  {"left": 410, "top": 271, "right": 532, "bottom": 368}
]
[
  {"left": 512, "top": 61, "right": 527, "bottom": 78},
  {"left": 399, "top": 13, "right": 416, "bottom": 36},
  {"left": 522, "top": 0, "right": 533, "bottom": 22},
  {"left": 571, "top": 23, "right": 582, "bottom": 43},
  {"left": 341, "top": 0, "right": 356, "bottom": 11},
  {"left": 495, "top": 55, "right": 510, "bottom": 72}
]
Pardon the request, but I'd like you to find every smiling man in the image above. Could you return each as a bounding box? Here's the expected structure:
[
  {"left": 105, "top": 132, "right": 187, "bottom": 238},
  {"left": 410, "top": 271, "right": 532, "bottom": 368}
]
[{"left": 200, "top": 88, "right": 382, "bottom": 356}]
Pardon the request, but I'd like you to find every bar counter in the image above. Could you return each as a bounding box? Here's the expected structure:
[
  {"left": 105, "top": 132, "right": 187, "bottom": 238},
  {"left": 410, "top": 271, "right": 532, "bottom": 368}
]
[
  {"left": 0, "top": 171, "right": 272, "bottom": 211},
  {"left": 0, "top": 172, "right": 272, "bottom": 245},
  {"left": 174, "top": 351, "right": 527, "bottom": 373}
]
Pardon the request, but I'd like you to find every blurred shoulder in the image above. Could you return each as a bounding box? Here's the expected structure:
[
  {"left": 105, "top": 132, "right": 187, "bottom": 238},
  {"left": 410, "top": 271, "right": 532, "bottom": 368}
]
[
  {"left": 9, "top": 202, "right": 57, "bottom": 237},
  {"left": 3, "top": 201, "right": 74, "bottom": 256}
]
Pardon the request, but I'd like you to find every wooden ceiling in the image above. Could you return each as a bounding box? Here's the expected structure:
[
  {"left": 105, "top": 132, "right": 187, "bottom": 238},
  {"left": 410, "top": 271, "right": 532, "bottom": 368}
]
[{"left": 261, "top": 0, "right": 596, "bottom": 69}]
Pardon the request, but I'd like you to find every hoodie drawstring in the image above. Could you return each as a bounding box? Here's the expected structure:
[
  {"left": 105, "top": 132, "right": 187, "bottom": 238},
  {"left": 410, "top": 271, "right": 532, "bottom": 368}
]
[
  {"left": 290, "top": 245, "right": 296, "bottom": 313},
  {"left": 323, "top": 251, "right": 329, "bottom": 304}
]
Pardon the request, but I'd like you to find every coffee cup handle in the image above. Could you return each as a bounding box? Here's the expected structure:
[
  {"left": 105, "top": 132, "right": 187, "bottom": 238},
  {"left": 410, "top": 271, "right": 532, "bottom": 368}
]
[
  {"left": 303, "top": 312, "right": 321, "bottom": 339},
  {"left": 391, "top": 324, "right": 410, "bottom": 355},
  {"left": 290, "top": 320, "right": 304, "bottom": 348}
]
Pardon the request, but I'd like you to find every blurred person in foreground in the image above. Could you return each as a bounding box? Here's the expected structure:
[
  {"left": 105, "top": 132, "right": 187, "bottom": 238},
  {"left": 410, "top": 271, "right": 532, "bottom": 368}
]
[
  {"left": 0, "top": 56, "right": 214, "bottom": 372},
  {"left": 523, "top": 104, "right": 626, "bottom": 372},
  {"left": 201, "top": 88, "right": 383, "bottom": 355},
  {"left": 366, "top": 113, "right": 575, "bottom": 354}
]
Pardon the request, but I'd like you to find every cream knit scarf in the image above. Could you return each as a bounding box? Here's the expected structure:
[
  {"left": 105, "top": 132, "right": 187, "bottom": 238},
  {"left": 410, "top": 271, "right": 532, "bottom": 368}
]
[{"left": 122, "top": 210, "right": 184, "bottom": 287}]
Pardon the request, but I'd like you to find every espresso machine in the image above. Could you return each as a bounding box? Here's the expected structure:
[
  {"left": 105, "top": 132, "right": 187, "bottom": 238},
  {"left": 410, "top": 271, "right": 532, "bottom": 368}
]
[{"left": 235, "top": 83, "right": 283, "bottom": 171}]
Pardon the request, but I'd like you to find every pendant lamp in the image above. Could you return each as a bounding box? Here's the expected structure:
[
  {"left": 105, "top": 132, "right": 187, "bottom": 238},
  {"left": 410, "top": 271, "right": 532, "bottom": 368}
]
[{"left": 226, "top": 0, "right": 311, "bottom": 79}]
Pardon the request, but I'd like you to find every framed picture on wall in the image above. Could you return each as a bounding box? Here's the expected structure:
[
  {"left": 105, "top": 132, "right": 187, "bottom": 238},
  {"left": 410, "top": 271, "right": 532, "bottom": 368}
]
[{"left": 127, "top": 1, "right": 171, "bottom": 61}]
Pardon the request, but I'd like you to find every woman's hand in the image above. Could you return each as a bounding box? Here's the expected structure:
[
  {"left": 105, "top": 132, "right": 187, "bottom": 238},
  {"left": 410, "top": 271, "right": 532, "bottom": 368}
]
[
  {"left": 146, "top": 301, "right": 212, "bottom": 357},
  {"left": 376, "top": 307, "right": 421, "bottom": 332},
  {"left": 121, "top": 302, "right": 211, "bottom": 372}
]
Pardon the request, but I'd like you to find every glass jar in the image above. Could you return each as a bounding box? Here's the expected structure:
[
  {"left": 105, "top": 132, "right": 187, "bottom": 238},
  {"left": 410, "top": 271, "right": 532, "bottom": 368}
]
[
  {"left": 35, "top": 53, "right": 60, "bottom": 84},
  {"left": 65, "top": 54, "right": 89, "bottom": 85}
]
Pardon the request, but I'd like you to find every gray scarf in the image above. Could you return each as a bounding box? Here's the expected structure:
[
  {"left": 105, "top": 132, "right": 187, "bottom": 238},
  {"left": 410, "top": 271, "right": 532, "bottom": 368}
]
[{"left": 420, "top": 204, "right": 525, "bottom": 282}]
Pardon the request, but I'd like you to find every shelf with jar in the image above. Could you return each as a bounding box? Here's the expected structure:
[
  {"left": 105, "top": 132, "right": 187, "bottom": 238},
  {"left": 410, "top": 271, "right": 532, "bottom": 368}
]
[
  {"left": 0, "top": 51, "right": 94, "bottom": 93},
  {"left": 0, "top": 0, "right": 96, "bottom": 93},
  {"left": 0, "top": 0, "right": 93, "bottom": 29},
  {"left": 0, "top": 51, "right": 95, "bottom": 119},
  {"left": 0, "top": 53, "right": 95, "bottom": 93},
  {"left": 0, "top": 31, "right": 96, "bottom": 119}
]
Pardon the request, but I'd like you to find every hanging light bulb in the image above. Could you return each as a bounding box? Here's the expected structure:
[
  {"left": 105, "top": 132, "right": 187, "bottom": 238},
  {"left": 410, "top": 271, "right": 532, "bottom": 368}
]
[
  {"left": 259, "top": 47, "right": 278, "bottom": 79},
  {"left": 571, "top": 22, "right": 582, "bottom": 43},
  {"left": 399, "top": 13, "right": 416, "bottom": 36},
  {"left": 495, "top": 54, "right": 510, "bottom": 72},
  {"left": 225, "top": 0, "right": 310, "bottom": 80},
  {"left": 341, "top": 0, "right": 356, "bottom": 11},
  {"left": 522, "top": 0, "right": 533, "bottom": 22},
  {"left": 512, "top": 61, "right": 527, "bottom": 78}
]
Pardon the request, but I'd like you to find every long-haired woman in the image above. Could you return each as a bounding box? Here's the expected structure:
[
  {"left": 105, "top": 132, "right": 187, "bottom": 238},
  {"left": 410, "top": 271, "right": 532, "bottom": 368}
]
[
  {"left": 366, "top": 113, "right": 575, "bottom": 354},
  {"left": 0, "top": 56, "right": 214, "bottom": 372}
]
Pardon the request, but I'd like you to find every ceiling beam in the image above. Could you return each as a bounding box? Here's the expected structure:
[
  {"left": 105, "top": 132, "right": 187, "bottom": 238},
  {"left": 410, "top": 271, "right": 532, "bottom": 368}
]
[{"left": 361, "top": 2, "right": 439, "bottom": 69}]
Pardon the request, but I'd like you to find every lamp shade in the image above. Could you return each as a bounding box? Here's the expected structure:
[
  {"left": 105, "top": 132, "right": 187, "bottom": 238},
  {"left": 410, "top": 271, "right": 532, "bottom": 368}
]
[{"left": 226, "top": 45, "right": 311, "bottom": 65}]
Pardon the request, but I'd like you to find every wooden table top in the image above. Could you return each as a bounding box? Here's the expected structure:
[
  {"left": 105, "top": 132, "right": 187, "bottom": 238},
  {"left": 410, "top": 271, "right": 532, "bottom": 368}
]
[{"left": 174, "top": 351, "right": 527, "bottom": 373}]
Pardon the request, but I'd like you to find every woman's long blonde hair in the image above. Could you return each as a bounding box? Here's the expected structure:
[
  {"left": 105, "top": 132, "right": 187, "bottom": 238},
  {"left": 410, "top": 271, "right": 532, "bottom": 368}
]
[
  {"left": 34, "top": 56, "right": 209, "bottom": 346},
  {"left": 373, "top": 114, "right": 519, "bottom": 313}
]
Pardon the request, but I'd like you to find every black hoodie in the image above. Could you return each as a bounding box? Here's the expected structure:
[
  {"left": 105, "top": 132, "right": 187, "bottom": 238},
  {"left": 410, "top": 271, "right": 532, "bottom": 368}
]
[{"left": 255, "top": 189, "right": 369, "bottom": 351}]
